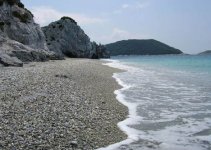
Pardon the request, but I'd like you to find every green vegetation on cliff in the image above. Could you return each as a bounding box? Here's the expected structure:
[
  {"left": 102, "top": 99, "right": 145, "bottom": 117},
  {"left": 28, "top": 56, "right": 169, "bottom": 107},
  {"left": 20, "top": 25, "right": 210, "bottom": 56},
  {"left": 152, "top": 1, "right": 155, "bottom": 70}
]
[
  {"left": 105, "top": 39, "right": 183, "bottom": 56},
  {"left": 0, "top": 0, "right": 23, "bottom": 7},
  {"left": 61, "top": 16, "right": 77, "bottom": 24},
  {"left": 12, "top": 11, "right": 30, "bottom": 23}
]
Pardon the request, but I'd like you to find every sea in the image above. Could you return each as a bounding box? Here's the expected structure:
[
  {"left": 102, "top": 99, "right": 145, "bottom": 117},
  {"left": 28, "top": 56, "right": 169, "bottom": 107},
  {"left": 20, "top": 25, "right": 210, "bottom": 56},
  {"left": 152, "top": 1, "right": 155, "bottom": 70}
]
[{"left": 100, "top": 55, "right": 211, "bottom": 150}]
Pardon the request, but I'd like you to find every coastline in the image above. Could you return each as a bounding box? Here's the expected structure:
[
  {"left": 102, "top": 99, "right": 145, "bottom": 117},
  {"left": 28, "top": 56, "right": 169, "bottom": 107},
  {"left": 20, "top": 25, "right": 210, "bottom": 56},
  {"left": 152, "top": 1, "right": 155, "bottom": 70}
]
[
  {"left": 0, "top": 59, "right": 128, "bottom": 149},
  {"left": 99, "top": 60, "right": 141, "bottom": 150},
  {"left": 102, "top": 56, "right": 211, "bottom": 150}
]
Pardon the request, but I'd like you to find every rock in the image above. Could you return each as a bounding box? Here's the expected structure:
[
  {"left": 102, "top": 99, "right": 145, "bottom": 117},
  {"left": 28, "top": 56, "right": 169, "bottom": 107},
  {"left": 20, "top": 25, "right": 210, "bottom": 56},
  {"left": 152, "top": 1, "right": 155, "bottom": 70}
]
[
  {"left": 70, "top": 140, "right": 78, "bottom": 148},
  {"left": 55, "top": 74, "right": 69, "bottom": 79},
  {"left": 13, "top": 50, "right": 59, "bottom": 62},
  {"left": 42, "top": 17, "right": 93, "bottom": 58},
  {"left": 0, "top": 36, "right": 60, "bottom": 63},
  {"left": 0, "top": 1, "right": 109, "bottom": 67},
  {"left": 0, "top": 0, "right": 62, "bottom": 66},
  {"left": 97, "top": 45, "right": 110, "bottom": 59},
  {"left": 0, "top": 53, "right": 23, "bottom": 67},
  {"left": 42, "top": 17, "right": 110, "bottom": 59},
  {"left": 92, "top": 42, "right": 110, "bottom": 59},
  {"left": 0, "top": 0, "right": 47, "bottom": 50}
]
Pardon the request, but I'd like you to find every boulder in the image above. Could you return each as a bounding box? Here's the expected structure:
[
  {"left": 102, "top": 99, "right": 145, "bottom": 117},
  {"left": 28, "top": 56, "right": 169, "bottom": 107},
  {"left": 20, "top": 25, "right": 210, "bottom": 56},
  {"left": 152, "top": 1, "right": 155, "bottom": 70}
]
[
  {"left": 0, "top": 53, "right": 23, "bottom": 67},
  {"left": 0, "top": 36, "right": 60, "bottom": 66}
]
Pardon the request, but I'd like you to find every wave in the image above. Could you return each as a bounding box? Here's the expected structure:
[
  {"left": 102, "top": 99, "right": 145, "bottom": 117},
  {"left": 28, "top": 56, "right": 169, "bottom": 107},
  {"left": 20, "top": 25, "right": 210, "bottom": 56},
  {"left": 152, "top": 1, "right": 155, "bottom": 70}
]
[
  {"left": 98, "top": 59, "right": 143, "bottom": 150},
  {"left": 99, "top": 58, "right": 211, "bottom": 150}
]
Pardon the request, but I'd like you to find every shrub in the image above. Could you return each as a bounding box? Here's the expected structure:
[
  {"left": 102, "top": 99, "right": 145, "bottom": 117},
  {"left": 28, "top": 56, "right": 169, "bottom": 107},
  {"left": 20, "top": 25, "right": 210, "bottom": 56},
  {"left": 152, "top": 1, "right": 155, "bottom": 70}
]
[
  {"left": 0, "top": 0, "right": 22, "bottom": 6},
  {"left": 0, "top": 0, "right": 3, "bottom": 6},
  {"left": 17, "top": 2, "right": 24, "bottom": 8},
  {"left": 0, "top": 21, "right": 5, "bottom": 31},
  {"left": 59, "top": 24, "right": 63, "bottom": 29},
  {"left": 61, "top": 16, "right": 77, "bottom": 24},
  {"left": 0, "top": 21, "right": 5, "bottom": 26},
  {"left": 50, "top": 36, "right": 55, "bottom": 41},
  {"left": 12, "top": 11, "right": 29, "bottom": 23},
  {"left": 24, "top": 8, "right": 34, "bottom": 18},
  {"left": 5, "top": 21, "right": 11, "bottom": 26},
  {"left": 7, "top": 0, "right": 17, "bottom": 5},
  {"left": 0, "top": 0, "right": 24, "bottom": 8}
]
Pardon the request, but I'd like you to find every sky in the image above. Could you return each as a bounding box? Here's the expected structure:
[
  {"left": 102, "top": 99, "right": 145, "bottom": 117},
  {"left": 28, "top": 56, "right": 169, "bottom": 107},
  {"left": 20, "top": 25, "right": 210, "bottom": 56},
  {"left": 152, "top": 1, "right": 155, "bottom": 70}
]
[{"left": 22, "top": 0, "right": 211, "bottom": 54}]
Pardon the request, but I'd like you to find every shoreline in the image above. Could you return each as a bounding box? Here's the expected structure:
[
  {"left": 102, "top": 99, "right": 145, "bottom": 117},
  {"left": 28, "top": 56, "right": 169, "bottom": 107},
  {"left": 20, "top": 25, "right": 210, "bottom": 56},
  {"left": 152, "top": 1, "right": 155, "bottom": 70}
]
[
  {"left": 0, "top": 59, "right": 128, "bottom": 149},
  {"left": 102, "top": 57, "right": 211, "bottom": 150},
  {"left": 99, "top": 60, "right": 141, "bottom": 150}
]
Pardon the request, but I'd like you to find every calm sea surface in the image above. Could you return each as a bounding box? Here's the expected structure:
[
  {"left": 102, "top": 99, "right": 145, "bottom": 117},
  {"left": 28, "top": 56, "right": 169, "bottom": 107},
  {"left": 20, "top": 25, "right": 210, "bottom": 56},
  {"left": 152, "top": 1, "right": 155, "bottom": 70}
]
[{"left": 101, "top": 55, "right": 211, "bottom": 150}]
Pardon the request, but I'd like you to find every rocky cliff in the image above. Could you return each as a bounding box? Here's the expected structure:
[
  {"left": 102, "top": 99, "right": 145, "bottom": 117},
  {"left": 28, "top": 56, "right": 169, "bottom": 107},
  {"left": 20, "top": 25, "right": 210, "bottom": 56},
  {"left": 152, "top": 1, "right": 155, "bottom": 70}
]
[
  {"left": 42, "top": 17, "right": 110, "bottom": 59},
  {"left": 0, "top": 0, "right": 59, "bottom": 67},
  {"left": 91, "top": 42, "right": 110, "bottom": 59}
]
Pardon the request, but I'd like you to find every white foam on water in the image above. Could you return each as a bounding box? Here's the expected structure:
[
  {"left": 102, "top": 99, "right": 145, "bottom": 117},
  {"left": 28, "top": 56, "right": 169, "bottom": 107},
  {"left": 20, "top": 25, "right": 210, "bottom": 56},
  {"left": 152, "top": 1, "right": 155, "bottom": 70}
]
[
  {"left": 148, "top": 118, "right": 211, "bottom": 150},
  {"left": 99, "top": 59, "right": 211, "bottom": 150},
  {"left": 98, "top": 60, "right": 143, "bottom": 150}
]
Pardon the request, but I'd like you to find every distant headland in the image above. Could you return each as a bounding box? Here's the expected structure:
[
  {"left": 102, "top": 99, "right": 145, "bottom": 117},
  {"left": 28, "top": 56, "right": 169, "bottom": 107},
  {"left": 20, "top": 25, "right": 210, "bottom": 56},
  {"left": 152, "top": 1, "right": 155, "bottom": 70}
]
[
  {"left": 105, "top": 39, "right": 183, "bottom": 56},
  {"left": 198, "top": 50, "right": 211, "bottom": 55}
]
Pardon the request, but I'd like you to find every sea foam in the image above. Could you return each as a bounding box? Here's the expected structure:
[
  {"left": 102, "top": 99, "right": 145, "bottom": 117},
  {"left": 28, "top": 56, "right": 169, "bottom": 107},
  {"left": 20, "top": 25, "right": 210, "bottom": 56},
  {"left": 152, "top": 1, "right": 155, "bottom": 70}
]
[
  {"left": 99, "top": 56, "right": 211, "bottom": 150},
  {"left": 98, "top": 59, "right": 142, "bottom": 150}
]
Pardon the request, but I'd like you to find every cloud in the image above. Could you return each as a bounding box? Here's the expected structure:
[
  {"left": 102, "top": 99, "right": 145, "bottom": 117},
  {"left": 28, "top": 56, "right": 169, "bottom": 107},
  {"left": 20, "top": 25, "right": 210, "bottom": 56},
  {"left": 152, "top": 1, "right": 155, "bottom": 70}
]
[
  {"left": 113, "top": 10, "right": 122, "bottom": 14},
  {"left": 137, "top": 2, "right": 150, "bottom": 9},
  {"left": 111, "top": 28, "right": 136, "bottom": 39},
  {"left": 31, "top": 6, "right": 107, "bottom": 26},
  {"left": 99, "top": 28, "right": 148, "bottom": 43},
  {"left": 113, "top": 1, "right": 150, "bottom": 14},
  {"left": 122, "top": 4, "right": 130, "bottom": 9}
]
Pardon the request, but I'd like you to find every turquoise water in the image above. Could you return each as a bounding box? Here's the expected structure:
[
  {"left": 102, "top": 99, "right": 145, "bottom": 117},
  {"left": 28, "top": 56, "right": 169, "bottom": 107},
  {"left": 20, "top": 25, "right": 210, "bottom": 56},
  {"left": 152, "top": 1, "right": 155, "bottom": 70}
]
[
  {"left": 114, "top": 55, "right": 211, "bottom": 74},
  {"left": 101, "top": 55, "right": 211, "bottom": 150}
]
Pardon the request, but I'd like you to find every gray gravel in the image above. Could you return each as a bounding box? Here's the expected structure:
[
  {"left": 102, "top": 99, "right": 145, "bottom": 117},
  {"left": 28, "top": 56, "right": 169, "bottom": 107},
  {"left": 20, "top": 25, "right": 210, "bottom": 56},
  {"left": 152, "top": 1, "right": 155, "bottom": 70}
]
[{"left": 0, "top": 59, "right": 128, "bottom": 150}]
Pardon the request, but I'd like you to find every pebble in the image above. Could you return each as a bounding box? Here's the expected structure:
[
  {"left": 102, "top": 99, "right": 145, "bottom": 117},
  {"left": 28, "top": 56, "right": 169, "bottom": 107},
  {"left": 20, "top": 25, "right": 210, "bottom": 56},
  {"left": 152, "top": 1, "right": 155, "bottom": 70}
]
[{"left": 0, "top": 59, "right": 128, "bottom": 149}]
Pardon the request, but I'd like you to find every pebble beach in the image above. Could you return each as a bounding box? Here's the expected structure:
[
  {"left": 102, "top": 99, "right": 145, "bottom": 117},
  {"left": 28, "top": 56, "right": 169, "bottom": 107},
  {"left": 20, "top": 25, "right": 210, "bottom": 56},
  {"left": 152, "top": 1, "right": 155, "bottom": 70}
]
[{"left": 0, "top": 59, "right": 128, "bottom": 150}]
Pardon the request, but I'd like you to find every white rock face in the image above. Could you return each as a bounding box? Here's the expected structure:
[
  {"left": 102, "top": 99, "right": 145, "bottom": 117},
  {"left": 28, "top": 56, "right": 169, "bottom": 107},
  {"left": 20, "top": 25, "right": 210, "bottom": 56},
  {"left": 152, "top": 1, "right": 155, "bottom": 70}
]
[
  {"left": 0, "top": 53, "right": 23, "bottom": 67},
  {"left": 0, "top": 36, "right": 58, "bottom": 65},
  {"left": 0, "top": 1, "right": 47, "bottom": 50},
  {"left": 42, "top": 17, "right": 95, "bottom": 58},
  {"left": 42, "top": 17, "right": 110, "bottom": 59},
  {"left": 0, "top": 0, "right": 60, "bottom": 66}
]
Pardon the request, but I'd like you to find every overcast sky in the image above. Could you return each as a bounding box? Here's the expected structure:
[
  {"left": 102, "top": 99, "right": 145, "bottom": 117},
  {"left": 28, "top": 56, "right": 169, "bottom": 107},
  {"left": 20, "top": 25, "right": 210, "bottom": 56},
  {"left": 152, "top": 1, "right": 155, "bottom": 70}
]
[{"left": 22, "top": 0, "right": 211, "bottom": 54}]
